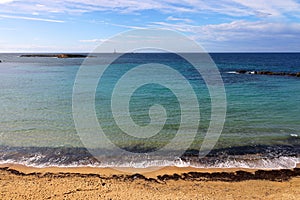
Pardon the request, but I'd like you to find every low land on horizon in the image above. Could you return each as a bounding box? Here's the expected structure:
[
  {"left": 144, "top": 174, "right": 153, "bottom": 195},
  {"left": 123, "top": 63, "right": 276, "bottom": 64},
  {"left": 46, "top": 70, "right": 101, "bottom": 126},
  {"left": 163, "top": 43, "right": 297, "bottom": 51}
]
[{"left": 20, "top": 53, "right": 88, "bottom": 58}]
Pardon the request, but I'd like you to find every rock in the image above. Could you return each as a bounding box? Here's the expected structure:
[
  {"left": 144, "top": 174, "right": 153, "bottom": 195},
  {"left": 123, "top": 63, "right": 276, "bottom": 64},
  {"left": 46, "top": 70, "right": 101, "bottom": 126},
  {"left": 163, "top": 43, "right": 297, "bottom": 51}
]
[
  {"left": 57, "top": 54, "right": 86, "bottom": 58},
  {"left": 20, "top": 54, "right": 87, "bottom": 58},
  {"left": 237, "top": 70, "right": 247, "bottom": 74},
  {"left": 235, "top": 70, "right": 300, "bottom": 78}
]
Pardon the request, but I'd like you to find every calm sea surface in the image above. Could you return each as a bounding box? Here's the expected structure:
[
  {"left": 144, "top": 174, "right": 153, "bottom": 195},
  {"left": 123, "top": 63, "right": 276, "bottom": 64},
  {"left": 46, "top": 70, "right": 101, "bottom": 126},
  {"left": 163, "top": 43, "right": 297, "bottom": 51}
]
[{"left": 0, "top": 53, "right": 299, "bottom": 168}]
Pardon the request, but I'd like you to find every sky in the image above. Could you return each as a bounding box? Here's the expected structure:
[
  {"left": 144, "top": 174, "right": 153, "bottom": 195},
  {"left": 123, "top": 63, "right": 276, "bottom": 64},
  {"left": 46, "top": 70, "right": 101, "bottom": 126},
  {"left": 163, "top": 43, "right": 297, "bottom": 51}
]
[{"left": 0, "top": 0, "right": 300, "bottom": 52}]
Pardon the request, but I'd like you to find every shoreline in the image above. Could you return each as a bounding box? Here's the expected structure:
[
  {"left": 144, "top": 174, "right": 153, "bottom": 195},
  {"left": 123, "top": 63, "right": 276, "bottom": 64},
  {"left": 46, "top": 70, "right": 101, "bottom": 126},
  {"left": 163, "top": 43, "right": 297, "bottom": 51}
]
[{"left": 1, "top": 163, "right": 299, "bottom": 181}]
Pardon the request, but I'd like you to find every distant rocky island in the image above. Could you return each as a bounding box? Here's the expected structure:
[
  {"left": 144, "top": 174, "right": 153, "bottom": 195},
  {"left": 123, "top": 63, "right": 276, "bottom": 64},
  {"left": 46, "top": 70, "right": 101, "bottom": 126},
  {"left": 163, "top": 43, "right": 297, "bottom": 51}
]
[{"left": 20, "top": 54, "right": 87, "bottom": 58}]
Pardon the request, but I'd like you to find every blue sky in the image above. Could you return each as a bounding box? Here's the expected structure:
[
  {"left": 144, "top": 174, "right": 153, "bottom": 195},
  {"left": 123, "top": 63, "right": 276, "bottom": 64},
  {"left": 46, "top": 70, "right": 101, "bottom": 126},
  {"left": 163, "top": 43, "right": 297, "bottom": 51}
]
[{"left": 0, "top": 0, "right": 300, "bottom": 52}]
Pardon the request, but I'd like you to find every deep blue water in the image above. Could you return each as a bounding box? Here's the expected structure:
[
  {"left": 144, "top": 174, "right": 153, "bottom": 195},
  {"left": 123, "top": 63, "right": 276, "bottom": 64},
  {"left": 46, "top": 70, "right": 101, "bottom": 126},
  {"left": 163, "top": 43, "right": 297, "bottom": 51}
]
[{"left": 0, "top": 53, "right": 299, "bottom": 169}]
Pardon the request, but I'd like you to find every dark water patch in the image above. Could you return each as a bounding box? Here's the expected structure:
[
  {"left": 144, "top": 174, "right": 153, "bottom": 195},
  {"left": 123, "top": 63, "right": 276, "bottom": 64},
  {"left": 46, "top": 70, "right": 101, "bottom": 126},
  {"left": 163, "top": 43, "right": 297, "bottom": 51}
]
[
  {"left": 181, "top": 145, "right": 300, "bottom": 168},
  {"left": 121, "top": 145, "right": 159, "bottom": 153},
  {"left": 0, "top": 146, "right": 98, "bottom": 166},
  {"left": 183, "top": 144, "right": 300, "bottom": 159}
]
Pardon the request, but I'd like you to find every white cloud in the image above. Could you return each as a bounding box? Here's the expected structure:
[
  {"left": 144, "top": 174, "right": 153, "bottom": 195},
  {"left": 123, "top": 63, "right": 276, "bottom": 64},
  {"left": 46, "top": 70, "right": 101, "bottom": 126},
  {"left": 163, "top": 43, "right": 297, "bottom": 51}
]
[
  {"left": 231, "top": 0, "right": 300, "bottom": 17},
  {"left": 0, "top": 14, "right": 64, "bottom": 23},
  {"left": 153, "top": 20, "right": 300, "bottom": 40},
  {"left": 0, "top": 0, "right": 166, "bottom": 15},
  {"left": 0, "top": 43, "right": 94, "bottom": 53},
  {"left": 1, "top": 1, "right": 300, "bottom": 52},
  {"left": 166, "top": 16, "right": 192, "bottom": 23},
  {"left": 79, "top": 38, "right": 106, "bottom": 43},
  {"left": 1, "top": 0, "right": 300, "bottom": 18},
  {"left": 0, "top": 0, "right": 14, "bottom": 4},
  {"left": 151, "top": 20, "right": 300, "bottom": 51},
  {"left": 200, "top": 21, "right": 300, "bottom": 41}
]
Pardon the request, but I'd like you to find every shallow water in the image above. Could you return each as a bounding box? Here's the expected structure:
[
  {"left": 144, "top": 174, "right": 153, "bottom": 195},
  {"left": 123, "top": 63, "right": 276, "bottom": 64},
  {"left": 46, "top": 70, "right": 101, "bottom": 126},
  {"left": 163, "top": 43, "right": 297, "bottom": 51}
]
[{"left": 0, "top": 53, "right": 299, "bottom": 169}]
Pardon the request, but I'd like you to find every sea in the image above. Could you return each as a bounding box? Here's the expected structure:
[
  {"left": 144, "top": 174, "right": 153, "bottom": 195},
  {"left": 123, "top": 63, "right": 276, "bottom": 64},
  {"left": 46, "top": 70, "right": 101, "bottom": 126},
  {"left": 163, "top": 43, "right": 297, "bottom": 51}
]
[{"left": 0, "top": 53, "right": 299, "bottom": 169}]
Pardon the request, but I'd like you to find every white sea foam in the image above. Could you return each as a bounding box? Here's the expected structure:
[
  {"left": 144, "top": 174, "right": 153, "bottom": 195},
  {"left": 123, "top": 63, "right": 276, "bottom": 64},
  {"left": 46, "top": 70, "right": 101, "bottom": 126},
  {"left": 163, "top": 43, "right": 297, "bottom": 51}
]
[
  {"left": 226, "top": 71, "right": 238, "bottom": 74},
  {"left": 290, "top": 134, "right": 298, "bottom": 137},
  {"left": 0, "top": 156, "right": 299, "bottom": 170}
]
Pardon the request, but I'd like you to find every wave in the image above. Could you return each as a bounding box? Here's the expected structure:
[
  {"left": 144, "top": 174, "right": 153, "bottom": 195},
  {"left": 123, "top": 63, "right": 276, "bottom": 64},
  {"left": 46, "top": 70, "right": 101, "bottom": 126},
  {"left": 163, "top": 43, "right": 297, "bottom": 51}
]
[
  {"left": 0, "top": 156, "right": 299, "bottom": 170},
  {"left": 0, "top": 145, "right": 299, "bottom": 169}
]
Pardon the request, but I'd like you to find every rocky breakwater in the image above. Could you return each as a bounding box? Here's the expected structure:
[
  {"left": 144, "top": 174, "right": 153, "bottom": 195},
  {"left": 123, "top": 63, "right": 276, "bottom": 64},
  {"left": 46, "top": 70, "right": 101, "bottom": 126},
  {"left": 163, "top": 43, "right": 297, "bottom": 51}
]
[{"left": 236, "top": 70, "right": 300, "bottom": 77}]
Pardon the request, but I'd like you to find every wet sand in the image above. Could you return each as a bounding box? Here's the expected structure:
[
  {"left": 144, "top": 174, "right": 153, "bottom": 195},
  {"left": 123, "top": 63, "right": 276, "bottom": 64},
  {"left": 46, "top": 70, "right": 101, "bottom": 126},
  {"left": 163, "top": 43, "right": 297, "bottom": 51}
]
[{"left": 0, "top": 164, "right": 300, "bottom": 199}]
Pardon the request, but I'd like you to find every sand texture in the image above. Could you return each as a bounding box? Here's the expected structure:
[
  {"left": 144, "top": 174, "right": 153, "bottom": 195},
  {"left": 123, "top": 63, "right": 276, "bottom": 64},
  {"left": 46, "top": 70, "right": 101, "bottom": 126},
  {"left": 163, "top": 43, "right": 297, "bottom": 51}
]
[{"left": 0, "top": 165, "right": 300, "bottom": 200}]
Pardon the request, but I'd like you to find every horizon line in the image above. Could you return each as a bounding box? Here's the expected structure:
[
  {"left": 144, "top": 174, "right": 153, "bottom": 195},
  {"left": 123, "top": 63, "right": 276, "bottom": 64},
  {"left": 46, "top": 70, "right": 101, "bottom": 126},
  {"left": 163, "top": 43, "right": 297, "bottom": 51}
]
[{"left": 1, "top": 51, "right": 300, "bottom": 54}]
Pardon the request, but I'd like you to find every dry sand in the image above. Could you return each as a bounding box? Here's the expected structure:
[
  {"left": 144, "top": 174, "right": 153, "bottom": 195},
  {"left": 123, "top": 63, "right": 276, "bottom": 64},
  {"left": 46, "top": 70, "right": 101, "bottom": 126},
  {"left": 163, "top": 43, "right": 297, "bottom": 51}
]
[{"left": 0, "top": 164, "right": 300, "bottom": 200}]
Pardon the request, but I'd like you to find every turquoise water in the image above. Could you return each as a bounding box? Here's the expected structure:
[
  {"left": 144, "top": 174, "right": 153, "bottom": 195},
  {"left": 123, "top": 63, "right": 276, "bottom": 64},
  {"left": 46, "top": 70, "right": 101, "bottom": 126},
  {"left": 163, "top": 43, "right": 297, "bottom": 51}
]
[{"left": 0, "top": 53, "right": 299, "bottom": 168}]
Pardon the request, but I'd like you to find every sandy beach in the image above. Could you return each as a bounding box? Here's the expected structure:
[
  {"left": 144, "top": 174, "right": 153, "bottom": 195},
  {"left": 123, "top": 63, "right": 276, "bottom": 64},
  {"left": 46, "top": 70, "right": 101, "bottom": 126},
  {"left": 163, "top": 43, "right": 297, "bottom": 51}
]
[
  {"left": 0, "top": 164, "right": 299, "bottom": 200},
  {"left": 1, "top": 0, "right": 300, "bottom": 198}
]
